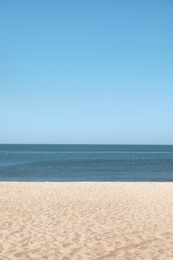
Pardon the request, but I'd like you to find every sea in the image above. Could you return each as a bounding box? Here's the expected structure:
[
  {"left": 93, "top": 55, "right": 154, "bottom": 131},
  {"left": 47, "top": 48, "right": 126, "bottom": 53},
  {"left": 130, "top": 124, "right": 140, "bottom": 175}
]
[{"left": 0, "top": 144, "right": 173, "bottom": 182}]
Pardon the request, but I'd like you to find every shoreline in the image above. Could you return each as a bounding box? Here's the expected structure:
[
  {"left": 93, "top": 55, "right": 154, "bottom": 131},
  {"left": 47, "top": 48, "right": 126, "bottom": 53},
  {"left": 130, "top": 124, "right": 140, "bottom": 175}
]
[{"left": 1, "top": 182, "right": 173, "bottom": 259}]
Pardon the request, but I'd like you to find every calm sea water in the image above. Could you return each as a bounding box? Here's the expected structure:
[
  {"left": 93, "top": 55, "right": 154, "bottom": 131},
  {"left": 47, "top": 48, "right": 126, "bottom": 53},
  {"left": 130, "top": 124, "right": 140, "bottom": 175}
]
[{"left": 0, "top": 144, "right": 173, "bottom": 182}]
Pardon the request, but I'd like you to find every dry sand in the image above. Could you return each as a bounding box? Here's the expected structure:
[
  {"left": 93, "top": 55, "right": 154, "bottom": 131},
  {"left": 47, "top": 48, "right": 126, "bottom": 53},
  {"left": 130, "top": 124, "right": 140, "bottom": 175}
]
[{"left": 0, "top": 182, "right": 173, "bottom": 260}]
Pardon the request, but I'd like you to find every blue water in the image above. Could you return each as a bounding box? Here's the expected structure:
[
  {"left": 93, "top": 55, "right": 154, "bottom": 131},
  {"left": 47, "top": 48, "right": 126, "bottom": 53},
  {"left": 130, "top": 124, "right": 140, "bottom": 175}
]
[{"left": 0, "top": 144, "right": 173, "bottom": 182}]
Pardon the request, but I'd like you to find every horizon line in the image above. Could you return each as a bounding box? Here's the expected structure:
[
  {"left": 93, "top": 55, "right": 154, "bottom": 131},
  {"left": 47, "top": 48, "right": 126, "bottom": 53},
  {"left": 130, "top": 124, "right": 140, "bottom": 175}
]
[{"left": 0, "top": 143, "right": 173, "bottom": 146}]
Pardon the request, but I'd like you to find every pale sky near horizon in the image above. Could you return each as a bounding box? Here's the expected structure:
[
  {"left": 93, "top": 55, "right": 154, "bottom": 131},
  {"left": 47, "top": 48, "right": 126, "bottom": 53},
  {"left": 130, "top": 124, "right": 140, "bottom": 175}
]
[{"left": 0, "top": 0, "right": 173, "bottom": 144}]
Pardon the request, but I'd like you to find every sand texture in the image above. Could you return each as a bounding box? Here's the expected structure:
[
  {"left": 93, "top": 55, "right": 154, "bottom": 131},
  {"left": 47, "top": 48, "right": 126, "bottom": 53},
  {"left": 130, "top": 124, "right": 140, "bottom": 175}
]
[{"left": 0, "top": 182, "right": 173, "bottom": 260}]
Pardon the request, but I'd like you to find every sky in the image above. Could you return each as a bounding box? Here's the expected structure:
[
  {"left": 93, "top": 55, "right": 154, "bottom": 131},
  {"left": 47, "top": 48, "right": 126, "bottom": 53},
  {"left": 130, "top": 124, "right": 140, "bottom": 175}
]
[{"left": 0, "top": 0, "right": 173, "bottom": 144}]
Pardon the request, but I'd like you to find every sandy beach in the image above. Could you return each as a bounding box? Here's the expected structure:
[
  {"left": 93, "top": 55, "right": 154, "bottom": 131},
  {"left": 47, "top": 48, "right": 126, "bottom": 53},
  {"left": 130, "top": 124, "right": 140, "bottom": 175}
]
[{"left": 0, "top": 182, "right": 173, "bottom": 260}]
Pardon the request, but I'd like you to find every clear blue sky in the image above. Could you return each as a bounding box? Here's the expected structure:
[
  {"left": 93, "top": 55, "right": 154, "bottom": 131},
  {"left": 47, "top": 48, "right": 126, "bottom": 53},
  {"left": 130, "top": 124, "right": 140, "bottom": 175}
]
[{"left": 1, "top": 0, "right": 173, "bottom": 144}]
